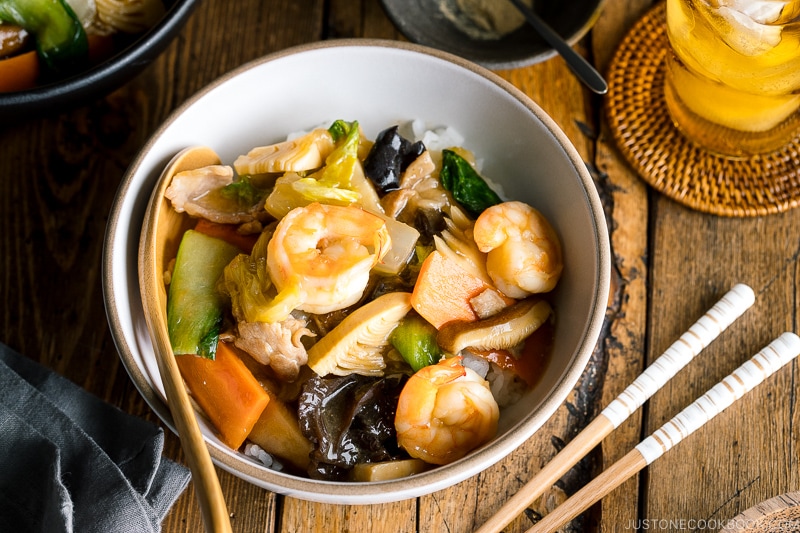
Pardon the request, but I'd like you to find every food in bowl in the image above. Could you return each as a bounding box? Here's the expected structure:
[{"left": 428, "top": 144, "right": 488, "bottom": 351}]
[
  {"left": 103, "top": 40, "right": 610, "bottom": 503},
  {"left": 157, "top": 118, "right": 564, "bottom": 481},
  {"left": 0, "top": 0, "right": 165, "bottom": 92}
]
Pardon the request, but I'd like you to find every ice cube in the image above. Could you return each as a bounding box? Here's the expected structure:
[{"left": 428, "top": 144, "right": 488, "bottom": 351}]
[
  {"left": 716, "top": 4, "right": 783, "bottom": 55},
  {"left": 722, "top": 0, "right": 786, "bottom": 24}
]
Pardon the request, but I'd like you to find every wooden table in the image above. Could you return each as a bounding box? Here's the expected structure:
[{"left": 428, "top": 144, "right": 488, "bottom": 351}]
[{"left": 2, "top": 0, "right": 798, "bottom": 531}]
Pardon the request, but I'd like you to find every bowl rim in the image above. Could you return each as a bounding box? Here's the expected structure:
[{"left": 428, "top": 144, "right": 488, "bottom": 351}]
[
  {"left": 379, "top": 0, "right": 609, "bottom": 70},
  {"left": 102, "top": 37, "right": 611, "bottom": 504},
  {"left": 0, "top": 0, "right": 200, "bottom": 119}
]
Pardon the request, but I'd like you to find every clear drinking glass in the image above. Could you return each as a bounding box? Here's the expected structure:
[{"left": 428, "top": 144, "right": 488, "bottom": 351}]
[{"left": 664, "top": 0, "right": 800, "bottom": 158}]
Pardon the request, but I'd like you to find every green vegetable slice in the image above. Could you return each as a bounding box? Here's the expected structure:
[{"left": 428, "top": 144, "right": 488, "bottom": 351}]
[
  {"left": 291, "top": 119, "right": 361, "bottom": 203},
  {"left": 222, "top": 229, "right": 279, "bottom": 323},
  {"left": 439, "top": 149, "right": 502, "bottom": 218},
  {"left": 0, "top": 0, "right": 88, "bottom": 73},
  {"left": 167, "top": 229, "right": 240, "bottom": 359},
  {"left": 390, "top": 314, "right": 443, "bottom": 372},
  {"left": 220, "top": 174, "right": 268, "bottom": 208}
]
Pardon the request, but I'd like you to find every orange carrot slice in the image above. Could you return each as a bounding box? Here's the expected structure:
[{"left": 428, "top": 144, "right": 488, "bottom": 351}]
[
  {"left": 194, "top": 218, "right": 259, "bottom": 254},
  {"left": 0, "top": 50, "right": 39, "bottom": 93},
  {"left": 176, "top": 341, "right": 270, "bottom": 449}
]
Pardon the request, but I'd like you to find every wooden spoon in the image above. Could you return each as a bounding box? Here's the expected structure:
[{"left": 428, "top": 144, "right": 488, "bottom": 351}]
[{"left": 139, "top": 147, "right": 233, "bottom": 533}]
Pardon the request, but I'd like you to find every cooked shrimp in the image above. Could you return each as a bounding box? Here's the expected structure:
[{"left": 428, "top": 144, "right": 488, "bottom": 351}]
[
  {"left": 472, "top": 201, "right": 563, "bottom": 298},
  {"left": 395, "top": 356, "right": 499, "bottom": 465},
  {"left": 266, "top": 202, "right": 390, "bottom": 318}
]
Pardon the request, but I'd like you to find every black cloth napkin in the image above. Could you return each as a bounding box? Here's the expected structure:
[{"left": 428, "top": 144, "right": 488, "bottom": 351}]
[{"left": 0, "top": 342, "right": 191, "bottom": 533}]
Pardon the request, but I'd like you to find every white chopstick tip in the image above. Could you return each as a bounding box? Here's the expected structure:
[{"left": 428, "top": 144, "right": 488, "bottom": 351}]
[
  {"left": 635, "top": 332, "right": 799, "bottom": 466},
  {"left": 729, "top": 283, "right": 755, "bottom": 308},
  {"left": 770, "top": 331, "right": 800, "bottom": 364},
  {"left": 601, "top": 285, "right": 756, "bottom": 430},
  {"left": 701, "top": 284, "right": 755, "bottom": 339}
]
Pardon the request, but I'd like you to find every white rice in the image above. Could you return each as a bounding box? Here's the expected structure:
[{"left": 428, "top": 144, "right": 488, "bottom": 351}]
[
  {"left": 243, "top": 443, "right": 283, "bottom": 471},
  {"left": 410, "top": 119, "right": 466, "bottom": 153},
  {"left": 486, "top": 362, "right": 526, "bottom": 407}
]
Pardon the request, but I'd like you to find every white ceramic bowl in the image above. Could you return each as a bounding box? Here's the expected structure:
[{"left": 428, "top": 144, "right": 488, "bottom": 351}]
[{"left": 103, "top": 39, "right": 610, "bottom": 504}]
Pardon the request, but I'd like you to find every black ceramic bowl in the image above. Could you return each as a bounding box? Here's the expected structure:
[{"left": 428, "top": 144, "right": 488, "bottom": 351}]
[
  {"left": 0, "top": 0, "right": 200, "bottom": 120},
  {"left": 380, "top": 0, "right": 605, "bottom": 70}
]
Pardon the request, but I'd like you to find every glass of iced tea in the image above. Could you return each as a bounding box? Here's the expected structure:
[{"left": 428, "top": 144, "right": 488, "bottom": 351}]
[{"left": 664, "top": 0, "right": 800, "bottom": 157}]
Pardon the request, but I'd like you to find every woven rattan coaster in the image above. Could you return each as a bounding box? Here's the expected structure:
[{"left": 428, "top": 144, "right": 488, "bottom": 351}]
[{"left": 604, "top": 2, "right": 800, "bottom": 217}]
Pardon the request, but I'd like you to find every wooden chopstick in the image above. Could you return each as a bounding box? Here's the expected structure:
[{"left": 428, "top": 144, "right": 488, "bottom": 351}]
[
  {"left": 525, "top": 331, "right": 800, "bottom": 533},
  {"left": 475, "top": 283, "right": 755, "bottom": 533}
]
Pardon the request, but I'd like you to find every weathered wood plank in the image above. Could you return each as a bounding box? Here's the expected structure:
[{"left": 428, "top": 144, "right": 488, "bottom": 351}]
[
  {"left": 590, "top": 0, "right": 655, "bottom": 530},
  {"left": 644, "top": 203, "right": 800, "bottom": 527}
]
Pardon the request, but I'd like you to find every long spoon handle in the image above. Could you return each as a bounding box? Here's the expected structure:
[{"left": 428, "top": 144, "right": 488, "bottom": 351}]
[
  {"left": 475, "top": 284, "right": 755, "bottom": 533},
  {"left": 506, "top": 0, "right": 608, "bottom": 94},
  {"left": 525, "top": 332, "right": 800, "bottom": 533},
  {"left": 140, "top": 147, "right": 233, "bottom": 533},
  {"left": 151, "top": 321, "right": 233, "bottom": 533}
]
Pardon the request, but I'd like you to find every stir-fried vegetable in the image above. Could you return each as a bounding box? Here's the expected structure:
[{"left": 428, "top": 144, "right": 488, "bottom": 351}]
[
  {"left": 298, "top": 372, "right": 408, "bottom": 480},
  {"left": 222, "top": 230, "right": 275, "bottom": 324},
  {"left": 306, "top": 292, "right": 412, "bottom": 377},
  {"left": 363, "top": 125, "right": 425, "bottom": 193},
  {"left": 349, "top": 458, "right": 428, "bottom": 482},
  {"left": 194, "top": 218, "right": 259, "bottom": 254},
  {"left": 466, "top": 317, "right": 555, "bottom": 388},
  {"left": 263, "top": 121, "right": 384, "bottom": 219},
  {"left": 437, "top": 299, "right": 553, "bottom": 354},
  {"left": 246, "top": 376, "right": 314, "bottom": 472},
  {"left": 0, "top": 0, "right": 88, "bottom": 73},
  {"left": 292, "top": 120, "right": 362, "bottom": 204},
  {"left": 220, "top": 174, "right": 269, "bottom": 210},
  {"left": 410, "top": 249, "right": 502, "bottom": 329},
  {"left": 439, "top": 149, "right": 502, "bottom": 218},
  {"left": 390, "top": 314, "right": 442, "bottom": 372},
  {"left": 167, "top": 229, "right": 240, "bottom": 359},
  {"left": 175, "top": 341, "right": 270, "bottom": 449},
  {"left": 161, "top": 118, "right": 564, "bottom": 480},
  {"left": 235, "top": 127, "right": 335, "bottom": 175},
  {"left": 0, "top": 48, "right": 38, "bottom": 92}
]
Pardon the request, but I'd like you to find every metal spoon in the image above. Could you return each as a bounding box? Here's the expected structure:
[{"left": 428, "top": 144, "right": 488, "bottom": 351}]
[{"left": 507, "top": 0, "right": 608, "bottom": 94}]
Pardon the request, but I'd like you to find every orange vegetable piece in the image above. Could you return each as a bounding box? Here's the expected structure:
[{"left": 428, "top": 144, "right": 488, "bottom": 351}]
[
  {"left": 175, "top": 341, "right": 270, "bottom": 449},
  {"left": 194, "top": 218, "right": 258, "bottom": 254},
  {"left": 87, "top": 33, "right": 115, "bottom": 65},
  {"left": 0, "top": 50, "right": 39, "bottom": 93},
  {"left": 411, "top": 250, "right": 497, "bottom": 329}
]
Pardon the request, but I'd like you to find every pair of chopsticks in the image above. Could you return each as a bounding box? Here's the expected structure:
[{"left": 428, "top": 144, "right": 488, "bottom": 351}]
[{"left": 477, "top": 283, "right": 800, "bottom": 533}]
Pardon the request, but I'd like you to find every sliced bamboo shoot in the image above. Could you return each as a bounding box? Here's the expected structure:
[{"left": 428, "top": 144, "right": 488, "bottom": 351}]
[{"left": 307, "top": 292, "right": 413, "bottom": 376}]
